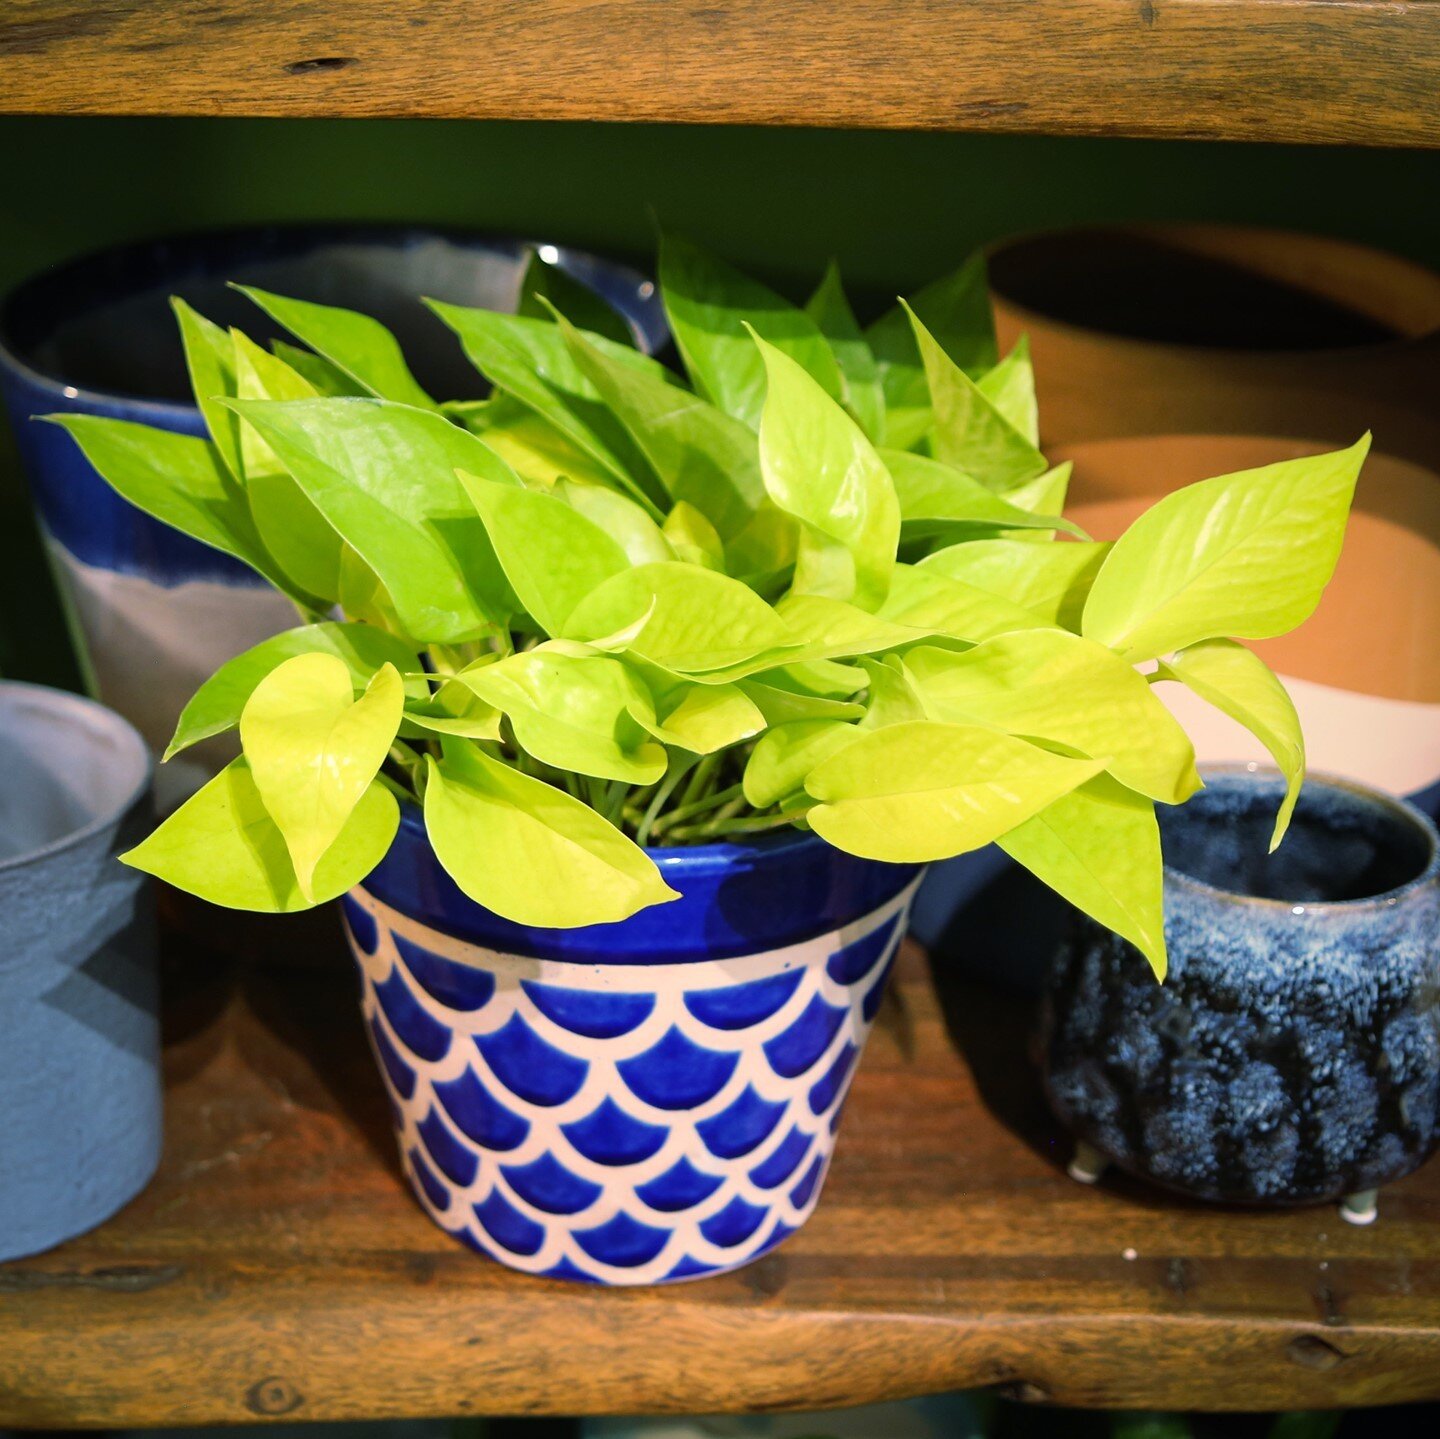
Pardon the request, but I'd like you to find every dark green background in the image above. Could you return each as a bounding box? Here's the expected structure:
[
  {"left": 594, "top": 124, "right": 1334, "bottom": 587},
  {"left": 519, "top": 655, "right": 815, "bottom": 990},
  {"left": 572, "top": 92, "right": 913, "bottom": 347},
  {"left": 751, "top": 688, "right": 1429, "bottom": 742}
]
[{"left": 3, "top": 117, "right": 1438, "bottom": 685}]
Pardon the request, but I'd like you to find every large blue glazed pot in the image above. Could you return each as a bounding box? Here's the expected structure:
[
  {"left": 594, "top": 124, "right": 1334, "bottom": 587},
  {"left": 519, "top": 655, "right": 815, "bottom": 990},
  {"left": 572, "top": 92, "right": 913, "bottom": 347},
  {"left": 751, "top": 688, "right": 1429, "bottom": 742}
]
[
  {"left": 342, "top": 813, "right": 922, "bottom": 1285},
  {"left": 0, "top": 681, "right": 157, "bottom": 1262},
  {"left": 1042, "top": 767, "right": 1440, "bottom": 1217},
  {"left": 0, "top": 226, "right": 667, "bottom": 806}
]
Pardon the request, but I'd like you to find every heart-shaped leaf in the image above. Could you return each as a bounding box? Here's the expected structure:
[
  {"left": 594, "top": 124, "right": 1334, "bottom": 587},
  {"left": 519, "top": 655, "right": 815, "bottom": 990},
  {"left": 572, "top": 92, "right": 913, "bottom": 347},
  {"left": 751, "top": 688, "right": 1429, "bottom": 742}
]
[
  {"left": 920, "top": 538, "right": 1110, "bottom": 629},
  {"left": 743, "top": 719, "right": 860, "bottom": 809},
  {"left": 805, "top": 262, "right": 885, "bottom": 443},
  {"left": 883, "top": 449, "right": 1080, "bottom": 538},
  {"left": 877, "top": 563, "right": 1049, "bottom": 643}
]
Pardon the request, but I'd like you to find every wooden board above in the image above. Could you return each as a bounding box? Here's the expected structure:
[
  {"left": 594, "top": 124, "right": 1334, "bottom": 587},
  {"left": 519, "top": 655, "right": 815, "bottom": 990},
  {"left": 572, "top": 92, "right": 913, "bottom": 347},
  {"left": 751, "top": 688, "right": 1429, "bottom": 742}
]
[
  {"left": 2, "top": 920, "right": 1439, "bottom": 1424},
  {"left": 1, "top": 0, "right": 1439, "bottom": 146}
]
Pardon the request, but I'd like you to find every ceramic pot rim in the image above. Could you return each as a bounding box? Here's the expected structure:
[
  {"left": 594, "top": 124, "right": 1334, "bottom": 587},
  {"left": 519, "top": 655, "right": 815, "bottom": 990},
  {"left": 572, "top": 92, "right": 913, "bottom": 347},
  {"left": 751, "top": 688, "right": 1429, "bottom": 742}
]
[
  {"left": 0, "top": 222, "right": 662, "bottom": 418},
  {"left": 1164, "top": 763, "right": 1440, "bottom": 914},
  {"left": 0, "top": 680, "right": 152, "bottom": 874},
  {"left": 987, "top": 221, "right": 1440, "bottom": 359}
]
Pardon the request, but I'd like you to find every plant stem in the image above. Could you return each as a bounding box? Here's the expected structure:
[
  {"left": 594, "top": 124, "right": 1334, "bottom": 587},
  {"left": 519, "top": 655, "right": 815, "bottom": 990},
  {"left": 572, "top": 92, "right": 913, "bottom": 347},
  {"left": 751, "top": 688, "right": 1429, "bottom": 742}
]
[
  {"left": 635, "top": 762, "right": 692, "bottom": 848},
  {"left": 650, "top": 782, "right": 746, "bottom": 836},
  {"left": 375, "top": 769, "right": 416, "bottom": 804},
  {"left": 678, "top": 751, "right": 721, "bottom": 810},
  {"left": 666, "top": 810, "right": 793, "bottom": 843}
]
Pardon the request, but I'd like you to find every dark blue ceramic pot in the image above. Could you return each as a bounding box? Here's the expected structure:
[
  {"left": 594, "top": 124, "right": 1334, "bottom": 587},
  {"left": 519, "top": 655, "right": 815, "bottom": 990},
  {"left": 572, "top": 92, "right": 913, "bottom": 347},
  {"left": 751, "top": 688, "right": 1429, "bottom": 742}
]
[
  {"left": 0, "top": 226, "right": 666, "bottom": 805},
  {"left": 1042, "top": 768, "right": 1440, "bottom": 1217},
  {"left": 0, "top": 681, "right": 156, "bottom": 1261},
  {"left": 342, "top": 811, "right": 922, "bottom": 1284}
]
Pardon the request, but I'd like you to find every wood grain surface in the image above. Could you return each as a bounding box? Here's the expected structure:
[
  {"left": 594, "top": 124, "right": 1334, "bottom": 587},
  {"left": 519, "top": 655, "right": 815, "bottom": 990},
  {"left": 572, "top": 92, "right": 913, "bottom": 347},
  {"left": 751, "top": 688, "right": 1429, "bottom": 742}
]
[
  {"left": 1, "top": 1, "right": 1439, "bottom": 146},
  {"left": 2, "top": 919, "right": 1439, "bottom": 1424}
]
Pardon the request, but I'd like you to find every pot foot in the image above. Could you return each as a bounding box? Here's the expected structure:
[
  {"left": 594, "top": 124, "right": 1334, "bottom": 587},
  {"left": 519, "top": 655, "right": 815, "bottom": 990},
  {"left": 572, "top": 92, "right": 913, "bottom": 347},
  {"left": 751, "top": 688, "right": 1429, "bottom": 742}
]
[
  {"left": 1067, "top": 1140, "right": 1107, "bottom": 1186},
  {"left": 1340, "top": 1188, "right": 1379, "bottom": 1226}
]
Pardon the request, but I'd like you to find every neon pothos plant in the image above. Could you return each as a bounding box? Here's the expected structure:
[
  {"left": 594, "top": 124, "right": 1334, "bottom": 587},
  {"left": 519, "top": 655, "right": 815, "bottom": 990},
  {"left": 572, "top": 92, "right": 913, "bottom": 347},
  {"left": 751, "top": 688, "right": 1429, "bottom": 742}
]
[{"left": 52, "top": 239, "right": 1365, "bottom": 977}]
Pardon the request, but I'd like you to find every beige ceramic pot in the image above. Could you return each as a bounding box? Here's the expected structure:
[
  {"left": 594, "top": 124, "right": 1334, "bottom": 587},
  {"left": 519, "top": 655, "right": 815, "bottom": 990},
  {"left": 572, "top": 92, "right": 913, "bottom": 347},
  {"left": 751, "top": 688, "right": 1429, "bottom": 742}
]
[
  {"left": 990, "top": 225, "right": 1440, "bottom": 471},
  {"left": 1056, "top": 434, "right": 1440, "bottom": 811}
]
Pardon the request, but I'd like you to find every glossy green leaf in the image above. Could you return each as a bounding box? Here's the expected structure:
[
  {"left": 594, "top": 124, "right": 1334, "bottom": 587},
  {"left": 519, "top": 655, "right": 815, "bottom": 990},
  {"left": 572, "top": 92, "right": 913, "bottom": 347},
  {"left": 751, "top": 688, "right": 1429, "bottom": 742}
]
[
  {"left": 976, "top": 335, "right": 1038, "bottom": 446},
  {"left": 423, "top": 741, "right": 678, "bottom": 926},
  {"left": 459, "top": 473, "right": 630, "bottom": 636},
  {"left": 659, "top": 235, "right": 843, "bottom": 429},
  {"left": 920, "top": 538, "right": 1110, "bottom": 628},
  {"left": 449, "top": 391, "right": 618, "bottom": 489},
  {"left": 806, "top": 262, "right": 885, "bottom": 442},
  {"left": 905, "top": 630, "right": 1201, "bottom": 803},
  {"left": 166, "top": 621, "right": 424, "bottom": 759},
  {"left": 904, "top": 301, "right": 1047, "bottom": 492},
  {"left": 45, "top": 414, "right": 311, "bottom": 604},
  {"left": 227, "top": 397, "right": 520, "bottom": 642},
  {"left": 173, "top": 299, "right": 240, "bottom": 478},
  {"left": 738, "top": 679, "right": 864, "bottom": 726},
  {"left": 1155, "top": 638, "right": 1305, "bottom": 849},
  {"left": 453, "top": 646, "right": 665, "bottom": 783},
  {"left": 642, "top": 682, "right": 766, "bottom": 753},
  {"left": 563, "top": 561, "right": 800, "bottom": 676},
  {"left": 882, "top": 449, "right": 1080, "bottom": 538},
  {"left": 122, "top": 757, "right": 397, "bottom": 912},
  {"left": 876, "top": 563, "right": 1050, "bottom": 643},
  {"left": 560, "top": 478, "right": 673, "bottom": 566},
  {"left": 1083, "top": 438, "right": 1369, "bottom": 661},
  {"left": 1002, "top": 463, "right": 1073, "bottom": 541},
  {"left": 998, "top": 776, "right": 1168, "bottom": 979},
  {"left": 858, "top": 656, "right": 927, "bottom": 728},
  {"left": 517, "top": 250, "right": 635, "bottom": 346},
  {"left": 775, "top": 592, "right": 934, "bottom": 661},
  {"left": 754, "top": 333, "right": 900, "bottom": 611},
  {"left": 240, "top": 654, "right": 404, "bottom": 900},
  {"left": 662, "top": 500, "right": 725, "bottom": 570},
  {"left": 237, "top": 286, "right": 436, "bottom": 410},
  {"left": 805, "top": 720, "right": 1102, "bottom": 862},
  {"left": 402, "top": 682, "right": 505, "bottom": 742},
  {"left": 743, "top": 719, "right": 859, "bottom": 809},
  {"left": 271, "top": 340, "right": 366, "bottom": 396}
]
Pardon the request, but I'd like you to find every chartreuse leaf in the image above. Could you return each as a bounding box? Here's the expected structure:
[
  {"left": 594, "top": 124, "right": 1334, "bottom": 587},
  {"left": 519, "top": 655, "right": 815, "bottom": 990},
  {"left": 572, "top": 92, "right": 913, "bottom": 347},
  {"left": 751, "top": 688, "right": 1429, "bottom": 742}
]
[
  {"left": 271, "top": 340, "right": 365, "bottom": 396},
  {"left": 858, "top": 656, "right": 927, "bottom": 728},
  {"left": 427, "top": 300, "right": 667, "bottom": 512},
  {"left": 877, "top": 563, "right": 1049, "bottom": 643},
  {"left": 1002, "top": 463, "right": 1073, "bottom": 542},
  {"left": 806, "top": 262, "right": 885, "bottom": 443},
  {"left": 459, "top": 473, "right": 629, "bottom": 636},
  {"left": 904, "top": 302, "right": 1047, "bottom": 492},
  {"left": 882, "top": 449, "right": 1080, "bottom": 538},
  {"left": 231, "top": 330, "right": 350, "bottom": 604},
  {"left": 227, "top": 397, "right": 520, "bottom": 642},
  {"left": 1083, "top": 437, "right": 1369, "bottom": 661},
  {"left": 122, "top": 756, "right": 397, "bottom": 912},
  {"left": 552, "top": 307, "right": 766, "bottom": 542},
  {"left": 173, "top": 299, "right": 240, "bottom": 477},
  {"left": 805, "top": 720, "right": 1103, "bottom": 863},
  {"left": 641, "top": 682, "right": 766, "bottom": 753},
  {"left": 998, "top": 776, "right": 1168, "bottom": 979},
  {"left": 921, "top": 539, "right": 1110, "bottom": 629},
  {"left": 976, "top": 336, "right": 1039, "bottom": 446},
  {"left": 240, "top": 655, "right": 404, "bottom": 901},
  {"left": 517, "top": 249, "right": 635, "bottom": 346},
  {"left": 753, "top": 333, "right": 900, "bottom": 611},
  {"left": 450, "top": 392, "right": 617, "bottom": 489},
  {"left": 237, "top": 286, "right": 436, "bottom": 410},
  {"left": 743, "top": 719, "right": 859, "bottom": 809},
  {"left": 424, "top": 740, "right": 678, "bottom": 926},
  {"left": 1155, "top": 638, "right": 1305, "bottom": 849},
  {"left": 558, "top": 479, "right": 672, "bottom": 566},
  {"left": 775, "top": 592, "right": 933, "bottom": 661},
  {"left": 866, "top": 253, "right": 998, "bottom": 448},
  {"left": 402, "top": 682, "right": 504, "bottom": 742},
  {"left": 737, "top": 679, "right": 863, "bottom": 726},
  {"left": 45, "top": 415, "right": 315, "bottom": 606},
  {"left": 563, "top": 562, "right": 800, "bottom": 676},
  {"left": 662, "top": 501, "right": 725, "bottom": 570},
  {"left": 905, "top": 631, "right": 1201, "bottom": 804},
  {"left": 166, "top": 621, "right": 424, "bottom": 759},
  {"left": 452, "top": 647, "right": 665, "bottom": 784},
  {"left": 659, "top": 235, "right": 843, "bottom": 429}
]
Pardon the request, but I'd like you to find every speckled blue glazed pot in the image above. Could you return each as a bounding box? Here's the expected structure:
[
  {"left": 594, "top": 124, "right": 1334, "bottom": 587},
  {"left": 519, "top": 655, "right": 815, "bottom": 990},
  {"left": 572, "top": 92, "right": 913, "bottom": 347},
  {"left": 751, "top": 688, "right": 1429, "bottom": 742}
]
[
  {"left": 0, "top": 682, "right": 156, "bottom": 1262},
  {"left": 341, "top": 811, "right": 921, "bottom": 1284},
  {"left": 1042, "top": 768, "right": 1440, "bottom": 1211},
  {"left": 0, "top": 226, "right": 666, "bottom": 807}
]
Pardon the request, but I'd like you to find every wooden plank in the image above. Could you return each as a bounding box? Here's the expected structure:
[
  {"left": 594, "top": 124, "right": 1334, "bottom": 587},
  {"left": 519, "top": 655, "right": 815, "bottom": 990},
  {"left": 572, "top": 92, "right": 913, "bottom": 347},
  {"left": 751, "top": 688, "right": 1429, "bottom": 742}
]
[
  {"left": 2, "top": 925, "right": 1439, "bottom": 1423},
  {"left": 0, "top": 0, "right": 1438, "bottom": 146}
]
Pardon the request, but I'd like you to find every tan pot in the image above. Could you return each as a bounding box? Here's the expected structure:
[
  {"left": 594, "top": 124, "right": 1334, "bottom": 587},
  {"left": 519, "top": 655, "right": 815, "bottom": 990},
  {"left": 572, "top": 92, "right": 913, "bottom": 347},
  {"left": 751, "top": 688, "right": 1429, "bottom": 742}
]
[
  {"left": 1055, "top": 434, "right": 1440, "bottom": 805},
  {"left": 990, "top": 225, "right": 1440, "bottom": 471}
]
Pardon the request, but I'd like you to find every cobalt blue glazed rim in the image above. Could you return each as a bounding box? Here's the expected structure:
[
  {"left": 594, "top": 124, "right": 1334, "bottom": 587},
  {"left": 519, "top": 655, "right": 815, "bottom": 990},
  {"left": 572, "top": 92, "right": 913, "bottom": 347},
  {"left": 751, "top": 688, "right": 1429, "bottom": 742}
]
[{"left": 359, "top": 802, "right": 923, "bottom": 967}]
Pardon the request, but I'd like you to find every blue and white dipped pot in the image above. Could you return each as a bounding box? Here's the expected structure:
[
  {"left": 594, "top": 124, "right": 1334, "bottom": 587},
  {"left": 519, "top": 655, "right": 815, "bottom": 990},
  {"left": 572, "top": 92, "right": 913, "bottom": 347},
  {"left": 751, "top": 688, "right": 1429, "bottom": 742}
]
[
  {"left": 342, "top": 812, "right": 922, "bottom": 1284},
  {"left": 1042, "top": 767, "right": 1440, "bottom": 1219},
  {"left": 0, "top": 226, "right": 667, "bottom": 808}
]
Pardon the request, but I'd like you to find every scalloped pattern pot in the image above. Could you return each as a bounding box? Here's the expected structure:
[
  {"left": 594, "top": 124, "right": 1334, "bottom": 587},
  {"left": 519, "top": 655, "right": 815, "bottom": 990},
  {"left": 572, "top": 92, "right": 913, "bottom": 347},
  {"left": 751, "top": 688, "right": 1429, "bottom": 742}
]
[{"left": 343, "top": 878, "right": 918, "bottom": 1284}]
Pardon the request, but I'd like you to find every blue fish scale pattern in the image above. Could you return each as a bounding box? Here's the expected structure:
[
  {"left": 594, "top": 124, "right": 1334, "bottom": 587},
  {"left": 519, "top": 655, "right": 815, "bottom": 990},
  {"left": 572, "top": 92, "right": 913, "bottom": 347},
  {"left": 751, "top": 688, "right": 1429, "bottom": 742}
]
[
  {"left": 1042, "top": 877, "right": 1440, "bottom": 1204},
  {"left": 344, "top": 882, "right": 916, "bottom": 1285}
]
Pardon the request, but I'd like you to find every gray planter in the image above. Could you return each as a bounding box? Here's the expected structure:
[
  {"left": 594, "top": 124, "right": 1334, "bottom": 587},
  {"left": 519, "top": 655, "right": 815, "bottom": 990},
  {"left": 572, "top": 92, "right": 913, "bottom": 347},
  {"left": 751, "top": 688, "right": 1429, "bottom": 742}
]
[{"left": 0, "top": 681, "right": 157, "bottom": 1261}]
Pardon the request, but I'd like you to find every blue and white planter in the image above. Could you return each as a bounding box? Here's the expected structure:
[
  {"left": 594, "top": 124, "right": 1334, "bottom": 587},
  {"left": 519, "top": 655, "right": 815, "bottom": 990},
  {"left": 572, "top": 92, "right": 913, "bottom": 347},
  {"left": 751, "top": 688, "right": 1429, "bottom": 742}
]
[
  {"left": 0, "top": 225, "right": 666, "bottom": 808},
  {"left": 342, "top": 815, "right": 921, "bottom": 1285}
]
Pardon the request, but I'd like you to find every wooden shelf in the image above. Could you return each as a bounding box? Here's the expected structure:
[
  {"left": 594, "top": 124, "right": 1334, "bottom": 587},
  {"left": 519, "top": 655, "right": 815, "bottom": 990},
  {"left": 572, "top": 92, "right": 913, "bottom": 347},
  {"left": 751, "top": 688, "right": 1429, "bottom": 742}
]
[
  {"left": 2, "top": 1, "right": 1439, "bottom": 147},
  {"left": 3, "top": 919, "right": 1440, "bottom": 1423}
]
